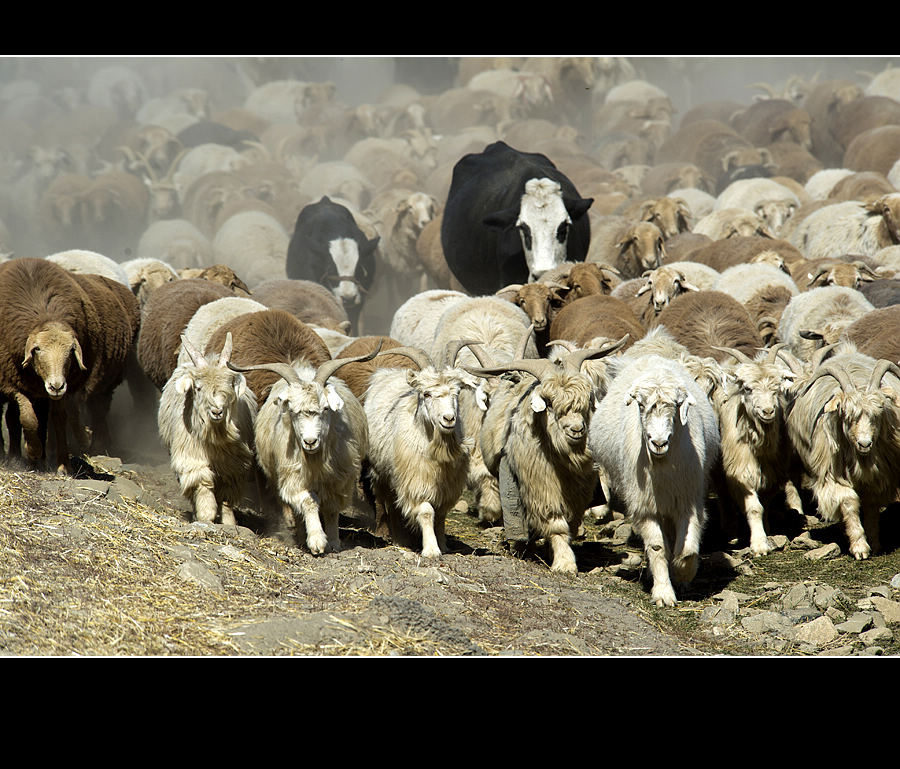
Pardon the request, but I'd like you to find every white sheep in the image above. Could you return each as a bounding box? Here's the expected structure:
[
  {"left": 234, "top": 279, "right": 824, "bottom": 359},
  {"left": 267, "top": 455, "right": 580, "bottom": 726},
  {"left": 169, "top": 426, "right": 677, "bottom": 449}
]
[
  {"left": 788, "top": 194, "right": 900, "bottom": 260},
  {"left": 777, "top": 285, "right": 875, "bottom": 361},
  {"left": 714, "top": 177, "right": 801, "bottom": 236},
  {"left": 135, "top": 218, "right": 215, "bottom": 271},
  {"left": 119, "top": 257, "right": 180, "bottom": 308},
  {"left": 389, "top": 289, "right": 468, "bottom": 352},
  {"left": 176, "top": 296, "right": 268, "bottom": 370},
  {"left": 211, "top": 209, "right": 290, "bottom": 289},
  {"left": 364, "top": 343, "right": 479, "bottom": 559},
  {"left": 158, "top": 332, "right": 258, "bottom": 526},
  {"left": 589, "top": 353, "right": 720, "bottom": 606},
  {"left": 228, "top": 351, "right": 376, "bottom": 555},
  {"left": 45, "top": 248, "right": 129, "bottom": 286}
]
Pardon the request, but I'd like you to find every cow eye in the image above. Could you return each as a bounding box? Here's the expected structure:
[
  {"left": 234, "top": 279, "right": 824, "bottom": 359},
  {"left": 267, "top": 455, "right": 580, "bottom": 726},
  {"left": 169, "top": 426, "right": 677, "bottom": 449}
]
[
  {"left": 518, "top": 223, "right": 532, "bottom": 250},
  {"left": 556, "top": 221, "right": 569, "bottom": 242}
]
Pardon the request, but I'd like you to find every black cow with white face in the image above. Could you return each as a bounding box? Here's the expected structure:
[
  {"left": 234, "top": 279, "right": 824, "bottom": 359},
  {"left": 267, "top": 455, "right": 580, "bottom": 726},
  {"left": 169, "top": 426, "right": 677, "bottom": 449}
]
[
  {"left": 440, "top": 141, "right": 593, "bottom": 297},
  {"left": 286, "top": 196, "right": 379, "bottom": 332}
]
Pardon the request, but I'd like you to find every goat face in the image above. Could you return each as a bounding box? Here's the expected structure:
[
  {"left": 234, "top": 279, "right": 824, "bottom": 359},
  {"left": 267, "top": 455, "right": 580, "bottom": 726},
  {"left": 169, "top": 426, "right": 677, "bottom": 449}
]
[
  {"left": 531, "top": 372, "right": 594, "bottom": 449},
  {"left": 176, "top": 363, "right": 247, "bottom": 430},
  {"left": 23, "top": 322, "right": 86, "bottom": 399},
  {"left": 277, "top": 382, "right": 343, "bottom": 454},
  {"left": 732, "top": 363, "right": 794, "bottom": 425},
  {"left": 408, "top": 368, "right": 465, "bottom": 435},
  {"left": 825, "top": 388, "right": 897, "bottom": 456},
  {"left": 627, "top": 384, "right": 695, "bottom": 459}
]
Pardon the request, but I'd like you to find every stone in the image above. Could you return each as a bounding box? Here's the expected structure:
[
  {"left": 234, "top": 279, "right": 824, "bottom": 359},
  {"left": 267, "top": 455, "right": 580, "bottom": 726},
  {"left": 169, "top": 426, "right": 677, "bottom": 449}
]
[
  {"left": 794, "top": 616, "right": 838, "bottom": 647},
  {"left": 790, "top": 531, "right": 824, "bottom": 550},
  {"left": 870, "top": 597, "right": 900, "bottom": 625},
  {"left": 782, "top": 582, "right": 811, "bottom": 610},
  {"left": 835, "top": 612, "right": 873, "bottom": 634},
  {"left": 176, "top": 560, "right": 224, "bottom": 594},
  {"left": 805, "top": 542, "right": 842, "bottom": 561},
  {"left": 860, "top": 626, "right": 893, "bottom": 646},
  {"left": 741, "top": 610, "right": 793, "bottom": 636}
]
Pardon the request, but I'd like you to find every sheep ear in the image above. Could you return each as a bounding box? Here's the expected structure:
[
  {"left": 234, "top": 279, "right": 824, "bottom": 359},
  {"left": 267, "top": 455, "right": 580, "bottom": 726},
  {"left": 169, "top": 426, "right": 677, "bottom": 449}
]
[
  {"left": 475, "top": 382, "right": 490, "bottom": 411},
  {"left": 72, "top": 338, "right": 86, "bottom": 371},
  {"left": 325, "top": 383, "right": 344, "bottom": 411},
  {"left": 636, "top": 282, "right": 651, "bottom": 296},
  {"left": 530, "top": 390, "right": 547, "bottom": 413},
  {"left": 175, "top": 373, "right": 194, "bottom": 394}
]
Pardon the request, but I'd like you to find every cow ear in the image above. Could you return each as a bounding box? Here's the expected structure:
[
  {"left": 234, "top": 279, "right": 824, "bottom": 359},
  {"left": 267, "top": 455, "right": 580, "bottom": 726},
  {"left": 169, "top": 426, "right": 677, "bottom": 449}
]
[
  {"left": 564, "top": 196, "right": 593, "bottom": 220},
  {"left": 483, "top": 207, "right": 519, "bottom": 231}
]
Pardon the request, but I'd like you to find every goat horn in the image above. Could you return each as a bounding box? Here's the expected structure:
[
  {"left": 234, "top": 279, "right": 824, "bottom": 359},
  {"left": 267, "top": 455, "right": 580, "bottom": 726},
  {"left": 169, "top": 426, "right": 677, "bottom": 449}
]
[
  {"left": 180, "top": 335, "right": 207, "bottom": 368},
  {"left": 868, "top": 359, "right": 900, "bottom": 392},
  {"left": 802, "top": 362, "right": 854, "bottom": 396},
  {"left": 462, "top": 342, "right": 495, "bottom": 368},
  {"left": 547, "top": 339, "right": 577, "bottom": 352},
  {"left": 218, "top": 332, "right": 233, "bottom": 366},
  {"left": 809, "top": 342, "right": 842, "bottom": 370},
  {"left": 445, "top": 338, "right": 485, "bottom": 368},
  {"left": 766, "top": 342, "right": 787, "bottom": 364},
  {"left": 314, "top": 341, "right": 383, "bottom": 386},
  {"left": 711, "top": 345, "right": 754, "bottom": 365},
  {"left": 775, "top": 348, "right": 806, "bottom": 376},
  {"left": 514, "top": 324, "right": 536, "bottom": 360},
  {"left": 375, "top": 345, "right": 433, "bottom": 370},
  {"left": 563, "top": 334, "right": 630, "bottom": 373},
  {"left": 464, "top": 357, "right": 557, "bottom": 382},
  {"left": 227, "top": 360, "right": 303, "bottom": 385}
]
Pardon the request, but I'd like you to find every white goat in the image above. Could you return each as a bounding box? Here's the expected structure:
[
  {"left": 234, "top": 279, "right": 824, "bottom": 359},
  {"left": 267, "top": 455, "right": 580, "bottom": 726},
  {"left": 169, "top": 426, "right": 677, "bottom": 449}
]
[
  {"left": 158, "top": 332, "right": 258, "bottom": 526},
  {"left": 228, "top": 349, "right": 377, "bottom": 555},
  {"left": 364, "top": 342, "right": 479, "bottom": 559},
  {"left": 589, "top": 354, "right": 720, "bottom": 606}
]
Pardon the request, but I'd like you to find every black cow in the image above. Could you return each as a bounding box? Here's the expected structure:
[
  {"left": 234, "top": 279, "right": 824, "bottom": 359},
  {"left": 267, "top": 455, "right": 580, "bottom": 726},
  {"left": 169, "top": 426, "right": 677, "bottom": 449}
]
[
  {"left": 440, "top": 141, "right": 593, "bottom": 296},
  {"left": 286, "top": 196, "right": 379, "bottom": 332}
]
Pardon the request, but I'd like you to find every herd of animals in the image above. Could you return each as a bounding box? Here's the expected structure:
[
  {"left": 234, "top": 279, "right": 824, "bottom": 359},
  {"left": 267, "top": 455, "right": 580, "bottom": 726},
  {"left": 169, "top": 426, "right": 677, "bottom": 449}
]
[{"left": 3, "top": 56, "right": 900, "bottom": 608}]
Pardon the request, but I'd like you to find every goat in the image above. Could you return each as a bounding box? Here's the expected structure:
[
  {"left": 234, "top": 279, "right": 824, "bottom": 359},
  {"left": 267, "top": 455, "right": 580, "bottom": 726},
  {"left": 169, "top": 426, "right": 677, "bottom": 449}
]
[{"left": 589, "top": 353, "right": 720, "bottom": 606}]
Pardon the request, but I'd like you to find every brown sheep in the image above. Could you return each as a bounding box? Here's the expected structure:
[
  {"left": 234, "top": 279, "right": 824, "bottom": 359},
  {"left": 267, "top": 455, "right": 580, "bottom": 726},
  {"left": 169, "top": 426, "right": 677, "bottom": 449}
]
[
  {"left": 842, "top": 304, "right": 900, "bottom": 363},
  {"left": 548, "top": 294, "right": 644, "bottom": 352},
  {"left": 204, "top": 309, "right": 332, "bottom": 407},
  {"left": 616, "top": 196, "right": 692, "bottom": 239},
  {"left": 656, "top": 290, "right": 766, "bottom": 362},
  {"left": 843, "top": 124, "right": 900, "bottom": 177},
  {"left": 789, "top": 256, "right": 881, "bottom": 291},
  {"left": 827, "top": 171, "right": 896, "bottom": 202},
  {"left": 684, "top": 235, "right": 805, "bottom": 274},
  {"left": 588, "top": 217, "right": 666, "bottom": 279},
  {"left": 729, "top": 98, "right": 813, "bottom": 150},
  {"left": 334, "top": 335, "right": 415, "bottom": 403},
  {"left": 252, "top": 278, "right": 351, "bottom": 333},
  {"left": 0, "top": 258, "right": 99, "bottom": 470},
  {"left": 137, "top": 278, "right": 235, "bottom": 391}
]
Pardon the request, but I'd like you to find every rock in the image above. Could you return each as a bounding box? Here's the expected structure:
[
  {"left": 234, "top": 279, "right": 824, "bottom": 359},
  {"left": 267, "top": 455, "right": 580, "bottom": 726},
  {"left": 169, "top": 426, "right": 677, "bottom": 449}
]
[
  {"left": 804, "top": 542, "right": 842, "bottom": 561},
  {"left": 891, "top": 573, "right": 900, "bottom": 590},
  {"left": 794, "top": 615, "right": 838, "bottom": 647},
  {"left": 790, "top": 530, "right": 824, "bottom": 550},
  {"left": 176, "top": 560, "right": 224, "bottom": 594},
  {"left": 782, "top": 582, "right": 811, "bottom": 610},
  {"left": 835, "top": 612, "right": 874, "bottom": 634},
  {"left": 860, "top": 626, "right": 893, "bottom": 646},
  {"left": 741, "top": 610, "right": 793, "bottom": 636},
  {"left": 870, "top": 597, "right": 900, "bottom": 625}
]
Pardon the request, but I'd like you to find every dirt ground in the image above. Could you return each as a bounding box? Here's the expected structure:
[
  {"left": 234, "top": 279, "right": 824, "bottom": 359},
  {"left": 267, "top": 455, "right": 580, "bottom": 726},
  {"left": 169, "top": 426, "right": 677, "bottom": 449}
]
[{"left": 1, "top": 400, "right": 898, "bottom": 658}]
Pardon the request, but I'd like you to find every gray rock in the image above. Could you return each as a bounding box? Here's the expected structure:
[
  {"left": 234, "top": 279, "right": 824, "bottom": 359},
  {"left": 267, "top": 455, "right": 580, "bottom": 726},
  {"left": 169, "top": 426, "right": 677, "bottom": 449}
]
[
  {"left": 835, "top": 612, "right": 874, "bottom": 634},
  {"left": 794, "top": 615, "right": 838, "bottom": 647},
  {"left": 804, "top": 542, "right": 842, "bottom": 561},
  {"left": 176, "top": 560, "right": 224, "bottom": 594},
  {"left": 860, "top": 626, "right": 893, "bottom": 646},
  {"left": 818, "top": 644, "right": 855, "bottom": 656},
  {"left": 782, "top": 582, "right": 812, "bottom": 610},
  {"left": 891, "top": 573, "right": 900, "bottom": 590},
  {"left": 741, "top": 610, "right": 794, "bottom": 636},
  {"left": 870, "top": 597, "right": 900, "bottom": 625},
  {"left": 790, "top": 531, "right": 824, "bottom": 550}
]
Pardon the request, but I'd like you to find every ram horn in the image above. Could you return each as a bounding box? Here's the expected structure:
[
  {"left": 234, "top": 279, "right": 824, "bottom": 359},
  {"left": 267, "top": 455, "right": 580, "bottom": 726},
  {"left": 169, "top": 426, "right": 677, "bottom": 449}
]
[
  {"left": 868, "top": 358, "right": 900, "bottom": 392},
  {"left": 445, "top": 338, "right": 485, "bottom": 368}
]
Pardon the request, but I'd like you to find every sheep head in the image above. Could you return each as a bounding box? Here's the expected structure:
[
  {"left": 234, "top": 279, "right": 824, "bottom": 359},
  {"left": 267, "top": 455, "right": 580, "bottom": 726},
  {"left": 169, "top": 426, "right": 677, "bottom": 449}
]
[
  {"left": 175, "top": 332, "right": 248, "bottom": 430},
  {"left": 564, "top": 262, "right": 620, "bottom": 301},
  {"left": 22, "top": 321, "right": 86, "bottom": 399},
  {"left": 497, "top": 282, "right": 569, "bottom": 332},
  {"left": 635, "top": 265, "right": 700, "bottom": 313},
  {"left": 615, "top": 221, "right": 666, "bottom": 275},
  {"left": 626, "top": 378, "right": 696, "bottom": 459},
  {"left": 806, "top": 261, "right": 878, "bottom": 290},
  {"left": 638, "top": 197, "right": 691, "bottom": 239}
]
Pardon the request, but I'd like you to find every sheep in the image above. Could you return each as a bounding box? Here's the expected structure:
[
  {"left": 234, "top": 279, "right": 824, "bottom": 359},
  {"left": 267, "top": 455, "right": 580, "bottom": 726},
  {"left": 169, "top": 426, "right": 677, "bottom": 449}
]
[
  {"left": 77, "top": 168, "right": 151, "bottom": 258},
  {"left": 785, "top": 344, "right": 900, "bottom": 559},
  {"left": 788, "top": 194, "right": 900, "bottom": 260},
  {"left": 684, "top": 234, "right": 805, "bottom": 274},
  {"left": 625, "top": 263, "right": 703, "bottom": 324},
  {"left": 364, "top": 342, "right": 480, "bottom": 558},
  {"left": 729, "top": 98, "right": 813, "bottom": 150},
  {"left": 616, "top": 196, "right": 692, "bottom": 239},
  {"left": 862, "top": 277, "right": 900, "bottom": 308},
  {"left": 714, "top": 177, "right": 802, "bottom": 236},
  {"left": 656, "top": 290, "right": 766, "bottom": 363},
  {"left": 827, "top": 171, "right": 896, "bottom": 203},
  {"left": 45, "top": 249, "right": 129, "bottom": 286},
  {"left": 777, "top": 286, "right": 875, "bottom": 361},
  {"left": 588, "top": 353, "right": 720, "bottom": 606},
  {"left": 789, "top": 257, "right": 881, "bottom": 291},
  {"left": 134, "top": 218, "right": 215, "bottom": 271},
  {"left": 640, "top": 162, "right": 715, "bottom": 197},
  {"left": 175, "top": 296, "right": 269, "bottom": 371},
  {"left": 468, "top": 339, "right": 629, "bottom": 572},
  {"left": 136, "top": 278, "right": 236, "bottom": 391},
  {"left": 842, "top": 304, "right": 900, "bottom": 364},
  {"left": 711, "top": 344, "right": 803, "bottom": 556},
  {"left": 549, "top": 294, "right": 644, "bottom": 361},
  {"left": 158, "top": 332, "right": 257, "bottom": 526},
  {"left": 119, "top": 257, "right": 180, "bottom": 309},
  {"left": 0, "top": 258, "right": 99, "bottom": 471},
  {"left": 494, "top": 282, "right": 569, "bottom": 352},
  {"left": 547, "top": 261, "right": 622, "bottom": 305},
  {"left": 587, "top": 217, "right": 666, "bottom": 279},
  {"left": 211, "top": 209, "right": 290, "bottom": 289},
  {"left": 713, "top": 261, "right": 800, "bottom": 343},
  {"left": 203, "top": 309, "right": 332, "bottom": 409},
  {"left": 388, "top": 289, "right": 468, "bottom": 352},
  {"left": 804, "top": 168, "right": 856, "bottom": 201},
  {"left": 251, "top": 278, "right": 352, "bottom": 333},
  {"left": 227, "top": 347, "right": 379, "bottom": 554},
  {"left": 177, "top": 264, "right": 252, "bottom": 296},
  {"left": 334, "top": 335, "right": 415, "bottom": 403},
  {"left": 843, "top": 125, "right": 900, "bottom": 177},
  {"left": 691, "top": 207, "right": 775, "bottom": 241}
]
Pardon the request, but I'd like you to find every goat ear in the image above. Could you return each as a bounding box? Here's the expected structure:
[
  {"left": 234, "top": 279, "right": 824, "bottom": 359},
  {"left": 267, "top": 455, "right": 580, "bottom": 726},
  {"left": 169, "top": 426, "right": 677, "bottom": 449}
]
[
  {"left": 325, "top": 383, "right": 344, "bottom": 411},
  {"left": 679, "top": 392, "right": 696, "bottom": 422},
  {"left": 881, "top": 385, "right": 900, "bottom": 406},
  {"left": 175, "top": 373, "right": 194, "bottom": 394},
  {"left": 233, "top": 372, "right": 247, "bottom": 400},
  {"left": 475, "top": 382, "right": 490, "bottom": 412},
  {"left": 530, "top": 390, "right": 547, "bottom": 413},
  {"left": 824, "top": 393, "right": 842, "bottom": 413}
]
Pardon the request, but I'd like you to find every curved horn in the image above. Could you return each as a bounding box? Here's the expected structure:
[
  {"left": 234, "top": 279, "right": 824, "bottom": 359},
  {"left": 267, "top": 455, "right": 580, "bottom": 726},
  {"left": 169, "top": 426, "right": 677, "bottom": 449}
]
[
  {"left": 868, "top": 358, "right": 900, "bottom": 392},
  {"left": 462, "top": 342, "right": 495, "bottom": 368},
  {"left": 464, "top": 357, "right": 557, "bottom": 382},
  {"left": 227, "top": 360, "right": 304, "bottom": 385},
  {"left": 218, "top": 332, "right": 233, "bottom": 366},
  {"left": 563, "top": 334, "right": 630, "bottom": 373},
  {"left": 547, "top": 339, "right": 578, "bottom": 353},
  {"left": 314, "top": 341, "right": 384, "bottom": 386},
  {"left": 445, "top": 338, "right": 485, "bottom": 368},
  {"left": 809, "top": 342, "right": 842, "bottom": 370},
  {"left": 766, "top": 342, "right": 787, "bottom": 364},
  {"left": 375, "top": 345, "right": 433, "bottom": 370},
  {"left": 775, "top": 347, "right": 806, "bottom": 376},
  {"left": 802, "top": 362, "right": 854, "bottom": 396},
  {"left": 514, "top": 324, "right": 536, "bottom": 360},
  {"left": 711, "top": 345, "right": 754, "bottom": 365}
]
